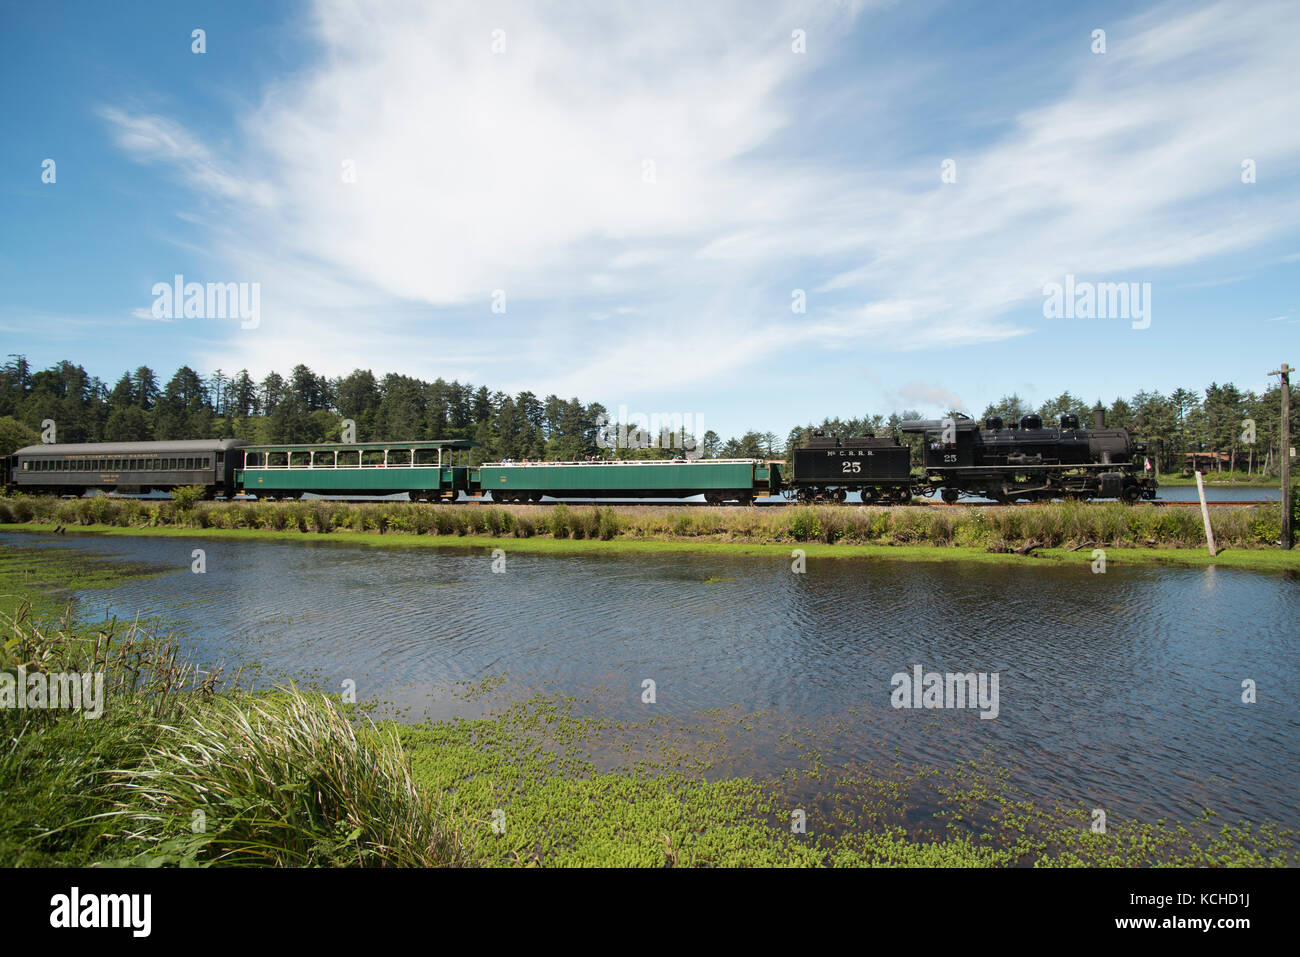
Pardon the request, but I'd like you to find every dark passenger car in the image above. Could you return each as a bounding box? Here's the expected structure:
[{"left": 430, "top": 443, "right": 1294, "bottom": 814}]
[{"left": 10, "top": 439, "right": 248, "bottom": 497}]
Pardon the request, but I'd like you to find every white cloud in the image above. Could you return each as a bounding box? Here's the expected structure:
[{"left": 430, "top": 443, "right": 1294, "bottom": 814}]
[
  {"left": 100, "top": 107, "right": 273, "bottom": 208},
  {"left": 100, "top": 0, "right": 1300, "bottom": 399}
]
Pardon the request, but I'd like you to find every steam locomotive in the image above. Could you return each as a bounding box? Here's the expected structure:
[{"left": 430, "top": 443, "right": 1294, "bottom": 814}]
[
  {"left": 782, "top": 409, "right": 1155, "bottom": 504},
  {"left": 898, "top": 409, "right": 1157, "bottom": 504}
]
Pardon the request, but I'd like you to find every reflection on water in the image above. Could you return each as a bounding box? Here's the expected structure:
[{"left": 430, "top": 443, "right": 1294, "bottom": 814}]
[{"left": 13, "top": 531, "right": 1299, "bottom": 829}]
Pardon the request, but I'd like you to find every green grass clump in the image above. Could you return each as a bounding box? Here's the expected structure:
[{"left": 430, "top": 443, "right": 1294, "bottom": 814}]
[
  {"left": 0, "top": 604, "right": 217, "bottom": 866},
  {"left": 788, "top": 508, "right": 821, "bottom": 541},
  {"left": 0, "top": 548, "right": 460, "bottom": 867},
  {"left": 0, "top": 606, "right": 461, "bottom": 867},
  {"left": 170, "top": 485, "right": 207, "bottom": 511},
  {"left": 597, "top": 506, "right": 620, "bottom": 541},
  {"left": 115, "top": 691, "right": 462, "bottom": 867}
]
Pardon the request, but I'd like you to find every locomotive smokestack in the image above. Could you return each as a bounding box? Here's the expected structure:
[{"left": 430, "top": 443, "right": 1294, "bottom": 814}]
[{"left": 1093, "top": 408, "right": 1106, "bottom": 430}]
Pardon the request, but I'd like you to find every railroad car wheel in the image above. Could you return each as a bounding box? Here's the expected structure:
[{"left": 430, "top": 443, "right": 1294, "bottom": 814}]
[
  {"left": 1120, "top": 485, "right": 1143, "bottom": 505},
  {"left": 941, "top": 487, "right": 959, "bottom": 504},
  {"left": 833, "top": 488, "right": 847, "bottom": 503}
]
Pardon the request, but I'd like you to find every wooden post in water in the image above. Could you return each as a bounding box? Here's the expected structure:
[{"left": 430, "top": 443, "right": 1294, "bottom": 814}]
[
  {"left": 1195, "top": 471, "right": 1217, "bottom": 557},
  {"left": 1271, "top": 363, "right": 1292, "bottom": 550}
]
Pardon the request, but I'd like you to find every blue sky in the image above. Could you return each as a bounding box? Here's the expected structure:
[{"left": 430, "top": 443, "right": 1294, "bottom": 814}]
[{"left": 2, "top": 0, "right": 1297, "bottom": 439}]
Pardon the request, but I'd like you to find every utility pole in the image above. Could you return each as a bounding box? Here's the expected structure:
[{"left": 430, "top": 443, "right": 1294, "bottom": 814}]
[{"left": 1270, "top": 363, "right": 1292, "bottom": 549}]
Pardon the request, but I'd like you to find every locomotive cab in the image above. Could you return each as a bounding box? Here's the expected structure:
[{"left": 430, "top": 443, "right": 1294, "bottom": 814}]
[{"left": 902, "top": 418, "right": 980, "bottom": 469}]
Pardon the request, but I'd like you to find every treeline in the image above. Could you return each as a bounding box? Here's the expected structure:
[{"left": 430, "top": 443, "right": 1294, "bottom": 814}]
[
  {"left": 0, "top": 356, "right": 778, "bottom": 463},
  {"left": 0, "top": 358, "right": 615, "bottom": 464},
  {"left": 0, "top": 356, "right": 1296, "bottom": 474},
  {"left": 781, "top": 384, "right": 1297, "bottom": 474},
  {"left": 978, "top": 386, "right": 1297, "bottom": 474}
]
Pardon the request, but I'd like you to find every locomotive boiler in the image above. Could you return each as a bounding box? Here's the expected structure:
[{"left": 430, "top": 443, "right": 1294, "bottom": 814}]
[{"left": 899, "top": 410, "right": 1157, "bottom": 504}]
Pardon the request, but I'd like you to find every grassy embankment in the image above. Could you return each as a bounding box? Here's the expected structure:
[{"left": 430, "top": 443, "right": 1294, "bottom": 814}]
[
  {"left": 1, "top": 545, "right": 1295, "bottom": 867},
  {"left": 3, "top": 494, "right": 1300, "bottom": 573},
  {"left": 1155, "top": 470, "right": 1279, "bottom": 487}
]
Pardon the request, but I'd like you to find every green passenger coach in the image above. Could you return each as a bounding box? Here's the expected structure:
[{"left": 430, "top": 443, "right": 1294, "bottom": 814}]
[
  {"left": 237, "top": 440, "right": 476, "bottom": 500},
  {"left": 473, "top": 458, "right": 779, "bottom": 504}
]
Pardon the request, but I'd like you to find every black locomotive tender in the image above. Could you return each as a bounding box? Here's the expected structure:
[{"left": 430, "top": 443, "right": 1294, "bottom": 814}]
[
  {"left": 1, "top": 410, "right": 1157, "bottom": 504},
  {"left": 788, "top": 433, "right": 915, "bottom": 504}
]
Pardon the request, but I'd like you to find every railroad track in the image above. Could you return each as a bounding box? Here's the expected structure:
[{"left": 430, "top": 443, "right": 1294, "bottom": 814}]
[
  {"left": 104, "top": 494, "right": 1279, "bottom": 508},
  {"left": 455, "top": 497, "right": 1278, "bottom": 508}
]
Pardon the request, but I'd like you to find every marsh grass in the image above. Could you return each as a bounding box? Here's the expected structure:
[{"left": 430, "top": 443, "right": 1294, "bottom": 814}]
[
  {"left": 0, "top": 606, "right": 221, "bottom": 865},
  {"left": 0, "top": 601, "right": 460, "bottom": 867},
  {"left": 114, "top": 692, "right": 463, "bottom": 867},
  {"left": 0, "top": 494, "right": 1291, "bottom": 551}
]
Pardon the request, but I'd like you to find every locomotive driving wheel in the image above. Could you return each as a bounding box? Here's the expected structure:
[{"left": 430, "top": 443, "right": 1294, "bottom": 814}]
[{"left": 941, "top": 487, "right": 960, "bottom": 504}]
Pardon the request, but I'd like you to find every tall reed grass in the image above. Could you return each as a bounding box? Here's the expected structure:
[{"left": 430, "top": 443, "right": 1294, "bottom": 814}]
[
  {"left": 115, "top": 692, "right": 462, "bottom": 867},
  {"left": 0, "top": 605, "right": 461, "bottom": 867},
  {"left": 0, "top": 494, "right": 1290, "bottom": 550}
]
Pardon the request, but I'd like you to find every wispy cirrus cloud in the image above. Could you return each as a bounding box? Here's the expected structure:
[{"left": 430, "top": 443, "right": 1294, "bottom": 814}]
[{"left": 99, "top": 107, "right": 274, "bottom": 208}]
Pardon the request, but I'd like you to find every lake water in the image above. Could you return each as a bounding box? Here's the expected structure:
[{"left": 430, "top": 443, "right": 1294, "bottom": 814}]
[{"left": 8, "top": 530, "right": 1297, "bottom": 834}]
